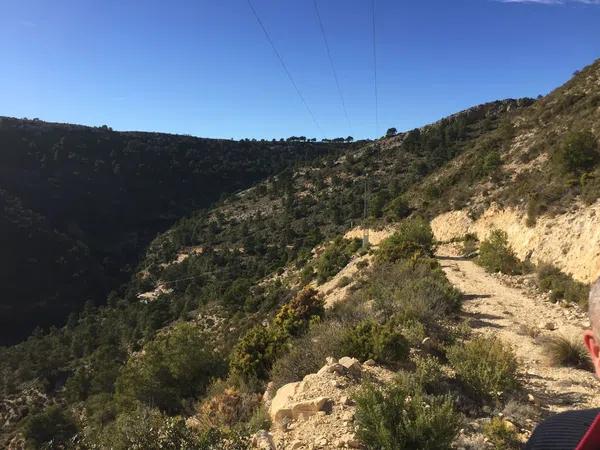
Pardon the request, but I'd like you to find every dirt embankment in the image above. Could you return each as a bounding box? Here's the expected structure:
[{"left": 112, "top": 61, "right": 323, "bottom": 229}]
[{"left": 431, "top": 202, "right": 600, "bottom": 283}]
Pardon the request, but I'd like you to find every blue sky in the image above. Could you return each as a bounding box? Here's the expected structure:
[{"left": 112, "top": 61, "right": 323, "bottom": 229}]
[{"left": 1, "top": 0, "right": 599, "bottom": 140}]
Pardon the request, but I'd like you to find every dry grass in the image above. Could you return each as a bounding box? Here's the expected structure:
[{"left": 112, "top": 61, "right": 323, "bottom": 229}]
[{"left": 541, "top": 335, "right": 592, "bottom": 371}]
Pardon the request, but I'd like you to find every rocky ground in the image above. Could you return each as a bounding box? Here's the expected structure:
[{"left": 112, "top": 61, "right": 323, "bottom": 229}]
[{"left": 253, "top": 356, "right": 395, "bottom": 450}]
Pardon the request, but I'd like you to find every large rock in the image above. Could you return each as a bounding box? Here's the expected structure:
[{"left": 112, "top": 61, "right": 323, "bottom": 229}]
[
  {"left": 339, "top": 357, "right": 362, "bottom": 376},
  {"left": 269, "top": 381, "right": 331, "bottom": 424},
  {"left": 269, "top": 381, "right": 302, "bottom": 422},
  {"left": 290, "top": 397, "right": 330, "bottom": 421}
]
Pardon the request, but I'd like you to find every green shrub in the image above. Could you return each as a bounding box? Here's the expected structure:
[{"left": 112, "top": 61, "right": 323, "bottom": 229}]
[
  {"left": 300, "top": 265, "right": 315, "bottom": 284},
  {"left": 580, "top": 168, "right": 600, "bottom": 205},
  {"left": 377, "top": 218, "right": 434, "bottom": 263},
  {"left": 412, "top": 354, "right": 445, "bottom": 394},
  {"left": 477, "top": 229, "right": 525, "bottom": 275},
  {"left": 483, "top": 417, "right": 520, "bottom": 450},
  {"left": 315, "top": 237, "right": 361, "bottom": 284},
  {"left": 482, "top": 150, "right": 502, "bottom": 174},
  {"left": 22, "top": 405, "right": 78, "bottom": 448},
  {"left": 552, "top": 130, "right": 599, "bottom": 174},
  {"left": 401, "top": 320, "right": 427, "bottom": 347},
  {"left": 369, "top": 260, "right": 462, "bottom": 325},
  {"left": 385, "top": 195, "right": 411, "bottom": 220},
  {"left": 231, "top": 289, "right": 325, "bottom": 383},
  {"left": 336, "top": 276, "right": 352, "bottom": 288},
  {"left": 447, "top": 336, "right": 519, "bottom": 400},
  {"left": 116, "top": 322, "right": 225, "bottom": 412},
  {"left": 541, "top": 335, "right": 592, "bottom": 370},
  {"left": 536, "top": 263, "right": 589, "bottom": 307},
  {"left": 272, "top": 288, "right": 324, "bottom": 337},
  {"left": 353, "top": 380, "right": 461, "bottom": 450},
  {"left": 339, "top": 320, "right": 409, "bottom": 365},
  {"left": 229, "top": 325, "right": 283, "bottom": 383},
  {"left": 94, "top": 405, "right": 242, "bottom": 450}
]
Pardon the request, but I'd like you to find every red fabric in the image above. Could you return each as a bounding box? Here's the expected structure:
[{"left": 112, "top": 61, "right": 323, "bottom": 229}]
[{"left": 576, "top": 413, "right": 600, "bottom": 450}]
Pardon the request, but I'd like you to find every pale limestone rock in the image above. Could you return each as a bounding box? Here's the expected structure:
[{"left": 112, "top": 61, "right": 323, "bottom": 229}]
[
  {"left": 339, "top": 357, "right": 362, "bottom": 376},
  {"left": 251, "top": 430, "right": 276, "bottom": 449},
  {"left": 270, "top": 381, "right": 302, "bottom": 422},
  {"left": 290, "top": 396, "right": 330, "bottom": 420}
]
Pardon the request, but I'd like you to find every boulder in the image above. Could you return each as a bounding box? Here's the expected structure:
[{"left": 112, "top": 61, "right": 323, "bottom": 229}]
[
  {"left": 269, "top": 381, "right": 302, "bottom": 422},
  {"left": 317, "top": 363, "right": 347, "bottom": 376},
  {"left": 290, "top": 397, "right": 331, "bottom": 420},
  {"left": 339, "top": 357, "right": 362, "bottom": 376}
]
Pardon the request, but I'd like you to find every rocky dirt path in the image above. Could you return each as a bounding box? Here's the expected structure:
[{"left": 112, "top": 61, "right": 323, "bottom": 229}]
[{"left": 437, "top": 244, "right": 600, "bottom": 415}]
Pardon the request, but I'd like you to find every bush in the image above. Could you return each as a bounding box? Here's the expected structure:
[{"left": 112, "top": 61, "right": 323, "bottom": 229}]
[
  {"left": 195, "top": 385, "right": 262, "bottom": 430},
  {"left": 22, "top": 405, "right": 78, "bottom": 448},
  {"left": 270, "top": 320, "right": 349, "bottom": 388},
  {"left": 272, "top": 288, "right": 324, "bottom": 337},
  {"left": 231, "top": 289, "right": 325, "bottom": 383},
  {"left": 353, "top": 380, "right": 461, "bottom": 450},
  {"left": 541, "top": 335, "right": 592, "bottom": 370},
  {"left": 412, "top": 354, "right": 445, "bottom": 394},
  {"left": 385, "top": 195, "right": 411, "bottom": 220},
  {"left": 536, "top": 263, "right": 589, "bottom": 307},
  {"left": 447, "top": 336, "right": 519, "bottom": 400},
  {"left": 461, "top": 233, "right": 478, "bottom": 257},
  {"left": 336, "top": 276, "right": 352, "bottom": 288},
  {"left": 377, "top": 218, "right": 434, "bottom": 263},
  {"left": 314, "top": 237, "right": 361, "bottom": 284},
  {"left": 368, "top": 260, "right": 462, "bottom": 325},
  {"left": 339, "top": 320, "right": 409, "bottom": 365},
  {"left": 477, "top": 229, "right": 525, "bottom": 275},
  {"left": 95, "top": 405, "right": 240, "bottom": 450},
  {"left": 483, "top": 417, "right": 520, "bottom": 450},
  {"left": 116, "top": 322, "right": 225, "bottom": 412},
  {"left": 552, "top": 130, "right": 599, "bottom": 174},
  {"left": 229, "top": 325, "right": 283, "bottom": 383}
]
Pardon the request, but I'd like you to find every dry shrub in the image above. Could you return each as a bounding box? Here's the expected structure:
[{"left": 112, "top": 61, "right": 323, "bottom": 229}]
[
  {"left": 195, "top": 386, "right": 261, "bottom": 430},
  {"left": 541, "top": 335, "right": 592, "bottom": 370}
]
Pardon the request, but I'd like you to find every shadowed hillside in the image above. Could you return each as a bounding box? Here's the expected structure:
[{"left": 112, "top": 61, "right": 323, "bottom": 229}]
[{"left": 0, "top": 117, "right": 353, "bottom": 344}]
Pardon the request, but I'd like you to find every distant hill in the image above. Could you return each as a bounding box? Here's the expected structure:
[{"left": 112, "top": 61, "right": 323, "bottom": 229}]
[{"left": 0, "top": 117, "right": 352, "bottom": 344}]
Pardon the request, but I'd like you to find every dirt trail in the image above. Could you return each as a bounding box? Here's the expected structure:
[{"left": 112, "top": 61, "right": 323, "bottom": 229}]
[{"left": 437, "top": 244, "right": 600, "bottom": 414}]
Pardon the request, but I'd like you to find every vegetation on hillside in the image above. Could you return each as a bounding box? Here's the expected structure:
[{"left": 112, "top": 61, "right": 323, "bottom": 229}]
[
  {"left": 0, "top": 116, "right": 353, "bottom": 344},
  {"left": 3, "top": 60, "right": 600, "bottom": 447}
]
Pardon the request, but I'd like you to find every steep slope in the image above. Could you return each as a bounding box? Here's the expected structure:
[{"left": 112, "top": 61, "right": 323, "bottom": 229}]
[
  {"left": 411, "top": 58, "right": 600, "bottom": 218},
  {"left": 420, "top": 59, "right": 600, "bottom": 285},
  {"left": 0, "top": 117, "right": 351, "bottom": 343},
  {"left": 5, "top": 56, "right": 600, "bottom": 448}
]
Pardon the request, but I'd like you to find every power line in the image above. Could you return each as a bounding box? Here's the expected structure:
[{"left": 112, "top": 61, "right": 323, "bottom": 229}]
[
  {"left": 313, "top": 0, "right": 352, "bottom": 136},
  {"left": 371, "top": 0, "right": 379, "bottom": 138},
  {"left": 247, "top": 0, "right": 323, "bottom": 136}
]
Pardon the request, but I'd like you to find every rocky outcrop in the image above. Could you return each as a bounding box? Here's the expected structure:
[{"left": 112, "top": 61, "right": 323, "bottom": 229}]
[
  {"left": 261, "top": 357, "right": 395, "bottom": 449},
  {"left": 431, "top": 202, "right": 600, "bottom": 283}
]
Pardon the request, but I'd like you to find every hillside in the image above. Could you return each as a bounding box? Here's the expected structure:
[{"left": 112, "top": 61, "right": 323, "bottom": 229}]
[
  {"left": 0, "top": 117, "right": 352, "bottom": 343},
  {"left": 1, "top": 58, "right": 600, "bottom": 449}
]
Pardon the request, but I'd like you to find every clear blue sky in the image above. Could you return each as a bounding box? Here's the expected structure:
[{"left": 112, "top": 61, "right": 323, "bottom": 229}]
[{"left": 1, "top": 0, "right": 600, "bottom": 140}]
